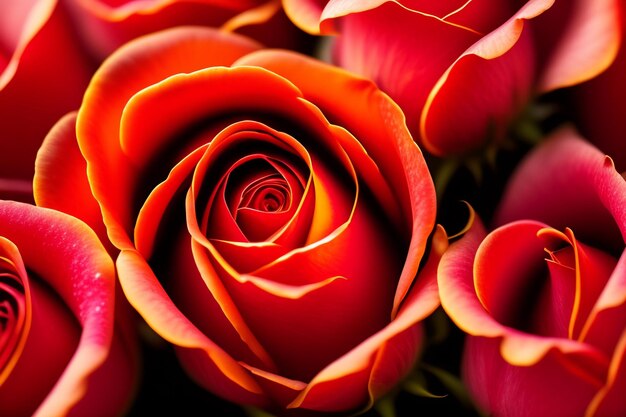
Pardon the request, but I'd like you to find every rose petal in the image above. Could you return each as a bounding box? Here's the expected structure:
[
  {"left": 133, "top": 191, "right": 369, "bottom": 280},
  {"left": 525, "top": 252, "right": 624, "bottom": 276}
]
[
  {"left": 579, "top": 251, "right": 626, "bottom": 358},
  {"left": 288, "top": 227, "right": 442, "bottom": 410},
  {"left": 537, "top": 0, "right": 622, "bottom": 92},
  {"left": 586, "top": 329, "right": 626, "bottom": 417},
  {"left": 33, "top": 112, "right": 111, "bottom": 252},
  {"left": 170, "top": 231, "right": 277, "bottom": 372},
  {"left": 116, "top": 248, "right": 267, "bottom": 405},
  {"left": 78, "top": 26, "right": 261, "bottom": 249},
  {"left": 0, "top": 0, "right": 92, "bottom": 193},
  {"left": 134, "top": 144, "right": 208, "bottom": 259},
  {"left": 494, "top": 127, "right": 626, "bottom": 252},
  {"left": 420, "top": 0, "right": 553, "bottom": 155},
  {"left": 463, "top": 336, "right": 603, "bottom": 417},
  {"left": 569, "top": 8, "right": 626, "bottom": 171},
  {"left": 331, "top": 2, "right": 481, "bottom": 143},
  {"left": 282, "top": 0, "right": 329, "bottom": 34},
  {"left": 0, "top": 201, "right": 129, "bottom": 416},
  {"left": 239, "top": 362, "right": 307, "bottom": 407},
  {"left": 64, "top": 0, "right": 258, "bottom": 59}
]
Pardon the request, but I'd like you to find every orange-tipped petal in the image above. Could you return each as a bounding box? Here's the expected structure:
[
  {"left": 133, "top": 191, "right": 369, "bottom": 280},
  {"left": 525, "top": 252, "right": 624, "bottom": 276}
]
[
  {"left": 33, "top": 112, "right": 110, "bottom": 251},
  {"left": 464, "top": 336, "right": 604, "bottom": 417},
  {"left": 438, "top": 215, "right": 608, "bottom": 368},
  {"left": 420, "top": 0, "right": 553, "bottom": 156},
  {"left": 78, "top": 26, "right": 261, "bottom": 250},
  {"left": 288, "top": 248, "right": 439, "bottom": 411},
  {"left": 586, "top": 329, "right": 626, "bottom": 417},
  {"left": 0, "top": 201, "right": 134, "bottom": 416},
  {"left": 537, "top": 0, "right": 622, "bottom": 92},
  {"left": 116, "top": 248, "right": 266, "bottom": 405}
]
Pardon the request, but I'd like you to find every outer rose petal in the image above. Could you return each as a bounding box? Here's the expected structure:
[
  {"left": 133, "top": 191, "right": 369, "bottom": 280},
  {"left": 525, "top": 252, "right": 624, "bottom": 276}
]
[
  {"left": 586, "top": 329, "right": 626, "bottom": 417},
  {"left": 419, "top": 0, "right": 551, "bottom": 156},
  {"left": 534, "top": 0, "right": 622, "bottom": 92},
  {"left": 463, "top": 337, "right": 602, "bottom": 417},
  {"left": 33, "top": 112, "right": 111, "bottom": 252},
  {"left": 493, "top": 127, "right": 626, "bottom": 250},
  {"left": 288, "top": 225, "right": 446, "bottom": 412},
  {"left": 282, "top": 0, "right": 328, "bottom": 34},
  {"left": 116, "top": 249, "right": 269, "bottom": 408},
  {"left": 0, "top": 201, "right": 136, "bottom": 416},
  {"left": 0, "top": 0, "right": 92, "bottom": 201},
  {"left": 76, "top": 26, "right": 261, "bottom": 249}
]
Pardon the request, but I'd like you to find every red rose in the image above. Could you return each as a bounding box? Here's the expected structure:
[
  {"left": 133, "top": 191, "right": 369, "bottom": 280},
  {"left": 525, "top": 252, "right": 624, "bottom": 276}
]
[
  {"left": 283, "top": 0, "right": 621, "bottom": 157},
  {"left": 0, "top": 200, "right": 137, "bottom": 417},
  {"left": 438, "top": 129, "right": 626, "bottom": 417},
  {"left": 34, "top": 27, "right": 444, "bottom": 415}
]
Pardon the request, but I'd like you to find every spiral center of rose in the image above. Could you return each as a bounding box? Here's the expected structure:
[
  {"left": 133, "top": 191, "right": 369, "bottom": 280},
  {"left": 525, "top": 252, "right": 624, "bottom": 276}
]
[
  {"left": 240, "top": 179, "right": 289, "bottom": 213},
  {"left": 0, "top": 251, "right": 27, "bottom": 375}
]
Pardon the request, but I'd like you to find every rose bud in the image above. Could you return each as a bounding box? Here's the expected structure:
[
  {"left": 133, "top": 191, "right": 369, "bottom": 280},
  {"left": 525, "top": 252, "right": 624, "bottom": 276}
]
[
  {"left": 34, "top": 27, "right": 445, "bottom": 415},
  {"left": 438, "top": 128, "right": 626, "bottom": 417}
]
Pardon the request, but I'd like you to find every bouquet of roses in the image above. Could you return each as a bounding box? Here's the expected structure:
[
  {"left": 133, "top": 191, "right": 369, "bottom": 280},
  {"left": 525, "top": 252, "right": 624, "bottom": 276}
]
[{"left": 1, "top": 1, "right": 624, "bottom": 416}]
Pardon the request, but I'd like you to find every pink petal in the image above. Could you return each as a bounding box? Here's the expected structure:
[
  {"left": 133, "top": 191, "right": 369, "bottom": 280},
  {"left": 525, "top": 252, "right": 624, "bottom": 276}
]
[
  {"left": 0, "top": 0, "right": 92, "bottom": 195},
  {"left": 536, "top": 0, "right": 622, "bottom": 92},
  {"left": 0, "top": 201, "right": 134, "bottom": 416},
  {"left": 494, "top": 127, "right": 626, "bottom": 251}
]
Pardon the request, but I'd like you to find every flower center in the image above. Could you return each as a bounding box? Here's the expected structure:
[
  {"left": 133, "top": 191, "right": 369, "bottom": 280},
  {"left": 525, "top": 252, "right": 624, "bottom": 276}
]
[
  {"left": 0, "top": 242, "right": 29, "bottom": 384},
  {"left": 241, "top": 181, "right": 289, "bottom": 213}
]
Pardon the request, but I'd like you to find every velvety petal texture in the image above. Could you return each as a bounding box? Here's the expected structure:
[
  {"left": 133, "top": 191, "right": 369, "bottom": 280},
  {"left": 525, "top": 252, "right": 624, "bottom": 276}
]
[
  {"left": 34, "top": 26, "right": 440, "bottom": 415},
  {"left": 0, "top": 200, "right": 137, "bottom": 417},
  {"left": 283, "top": 0, "right": 622, "bottom": 158},
  {"left": 0, "top": 0, "right": 93, "bottom": 203},
  {"left": 439, "top": 130, "right": 626, "bottom": 417}
]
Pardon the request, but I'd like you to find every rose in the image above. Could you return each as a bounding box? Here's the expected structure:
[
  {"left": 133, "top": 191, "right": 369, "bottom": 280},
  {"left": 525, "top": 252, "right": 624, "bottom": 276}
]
[
  {"left": 0, "top": 200, "right": 137, "bottom": 417},
  {"left": 33, "top": 26, "right": 445, "bottom": 415},
  {"left": 568, "top": 3, "right": 626, "bottom": 171},
  {"left": 62, "top": 0, "right": 313, "bottom": 60},
  {"left": 282, "top": 0, "right": 621, "bottom": 158},
  {"left": 438, "top": 129, "right": 626, "bottom": 417},
  {"left": 0, "top": 0, "right": 93, "bottom": 202}
]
